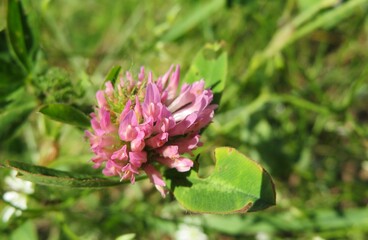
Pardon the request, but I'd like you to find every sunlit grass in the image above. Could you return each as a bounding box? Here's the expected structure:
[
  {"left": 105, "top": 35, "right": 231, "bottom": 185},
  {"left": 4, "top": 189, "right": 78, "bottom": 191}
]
[{"left": 1, "top": 0, "right": 368, "bottom": 239}]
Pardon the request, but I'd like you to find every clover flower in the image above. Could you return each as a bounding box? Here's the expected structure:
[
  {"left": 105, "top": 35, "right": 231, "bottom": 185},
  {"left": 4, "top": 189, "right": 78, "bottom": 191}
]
[
  {"left": 86, "top": 65, "right": 216, "bottom": 197},
  {"left": 2, "top": 171, "right": 34, "bottom": 222},
  {"left": 175, "top": 223, "right": 208, "bottom": 240},
  {"left": 175, "top": 217, "right": 208, "bottom": 240}
]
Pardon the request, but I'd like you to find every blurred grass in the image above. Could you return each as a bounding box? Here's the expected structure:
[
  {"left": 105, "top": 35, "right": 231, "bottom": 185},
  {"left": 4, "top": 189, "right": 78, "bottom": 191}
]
[{"left": 1, "top": 0, "right": 368, "bottom": 239}]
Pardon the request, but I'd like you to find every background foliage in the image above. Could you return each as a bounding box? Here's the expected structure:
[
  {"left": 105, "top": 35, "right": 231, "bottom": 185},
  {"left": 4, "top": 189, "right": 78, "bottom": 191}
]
[{"left": 1, "top": 0, "right": 368, "bottom": 239}]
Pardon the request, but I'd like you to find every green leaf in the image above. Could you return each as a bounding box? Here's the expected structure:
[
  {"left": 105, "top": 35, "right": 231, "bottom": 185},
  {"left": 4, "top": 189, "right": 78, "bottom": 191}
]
[
  {"left": 103, "top": 65, "right": 122, "bottom": 86},
  {"left": 202, "top": 207, "right": 368, "bottom": 234},
  {"left": 0, "top": 90, "right": 36, "bottom": 141},
  {"left": 2, "top": 160, "right": 145, "bottom": 188},
  {"left": 115, "top": 233, "right": 136, "bottom": 240},
  {"left": 10, "top": 221, "right": 38, "bottom": 240},
  {"left": 0, "top": 2, "right": 5, "bottom": 32},
  {"left": 0, "top": 55, "right": 24, "bottom": 104},
  {"left": 5, "top": 0, "right": 35, "bottom": 73},
  {"left": 293, "top": 0, "right": 367, "bottom": 40},
  {"left": 0, "top": 15, "right": 26, "bottom": 106},
  {"left": 184, "top": 44, "right": 227, "bottom": 101},
  {"left": 161, "top": 0, "right": 225, "bottom": 42},
  {"left": 39, "top": 103, "right": 90, "bottom": 128},
  {"left": 168, "top": 147, "right": 276, "bottom": 214}
]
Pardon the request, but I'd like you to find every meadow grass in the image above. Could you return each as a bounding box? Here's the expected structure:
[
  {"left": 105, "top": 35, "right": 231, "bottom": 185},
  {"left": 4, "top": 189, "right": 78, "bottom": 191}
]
[{"left": 1, "top": 0, "right": 368, "bottom": 239}]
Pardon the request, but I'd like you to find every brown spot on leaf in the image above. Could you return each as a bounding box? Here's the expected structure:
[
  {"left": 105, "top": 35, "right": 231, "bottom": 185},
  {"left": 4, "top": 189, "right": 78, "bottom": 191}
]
[{"left": 235, "top": 202, "right": 253, "bottom": 213}]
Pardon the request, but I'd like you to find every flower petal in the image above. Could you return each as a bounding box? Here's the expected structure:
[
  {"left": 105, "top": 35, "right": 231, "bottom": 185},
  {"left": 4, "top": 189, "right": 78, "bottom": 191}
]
[
  {"left": 111, "top": 145, "right": 128, "bottom": 161},
  {"left": 119, "top": 110, "right": 138, "bottom": 141},
  {"left": 146, "top": 132, "right": 169, "bottom": 148},
  {"left": 157, "top": 157, "right": 193, "bottom": 172},
  {"left": 143, "top": 164, "right": 167, "bottom": 197},
  {"left": 129, "top": 151, "right": 147, "bottom": 168}
]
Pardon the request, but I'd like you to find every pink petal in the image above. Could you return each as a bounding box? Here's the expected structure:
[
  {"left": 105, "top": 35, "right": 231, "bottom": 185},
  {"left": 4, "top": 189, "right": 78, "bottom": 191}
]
[
  {"left": 99, "top": 107, "right": 113, "bottom": 131},
  {"left": 85, "top": 130, "right": 99, "bottom": 149},
  {"left": 144, "top": 83, "right": 161, "bottom": 105},
  {"left": 119, "top": 100, "right": 132, "bottom": 122},
  {"left": 90, "top": 115, "right": 103, "bottom": 136},
  {"left": 104, "top": 82, "right": 114, "bottom": 97},
  {"left": 126, "top": 71, "right": 135, "bottom": 90},
  {"left": 158, "top": 145, "right": 179, "bottom": 158},
  {"left": 91, "top": 156, "right": 105, "bottom": 168},
  {"left": 121, "top": 164, "right": 139, "bottom": 183},
  {"left": 143, "top": 102, "right": 158, "bottom": 120},
  {"left": 165, "top": 65, "right": 180, "bottom": 104},
  {"left": 158, "top": 65, "right": 173, "bottom": 88},
  {"left": 119, "top": 111, "right": 138, "bottom": 141},
  {"left": 147, "top": 72, "right": 153, "bottom": 84},
  {"left": 171, "top": 88, "right": 213, "bottom": 122},
  {"left": 130, "top": 130, "right": 146, "bottom": 152},
  {"left": 138, "top": 67, "right": 145, "bottom": 82},
  {"left": 157, "top": 157, "right": 193, "bottom": 172},
  {"left": 143, "top": 164, "right": 167, "bottom": 198},
  {"left": 189, "top": 105, "right": 217, "bottom": 132},
  {"left": 102, "top": 160, "right": 122, "bottom": 176},
  {"left": 129, "top": 151, "right": 147, "bottom": 168},
  {"left": 146, "top": 132, "right": 169, "bottom": 148},
  {"left": 175, "top": 134, "right": 200, "bottom": 154},
  {"left": 111, "top": 145, "right": 128, "bottom": 161},
  {"left": 169, "top": 112, "right": 198, "bottom": 136},
  {"left": 167, "top": 84, "right": 194, "bottom": 113},
  {"left": 134, "top": 96, "right": 143, "bottom": 120},
  {"left": 96, "top": 90, "right": 107, "bottom": 107}
]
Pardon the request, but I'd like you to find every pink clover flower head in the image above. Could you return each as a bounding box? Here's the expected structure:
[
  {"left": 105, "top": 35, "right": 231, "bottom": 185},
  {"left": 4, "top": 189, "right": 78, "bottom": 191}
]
[{"left": 85, "top": 65, "right": 216, "bottom": 197}]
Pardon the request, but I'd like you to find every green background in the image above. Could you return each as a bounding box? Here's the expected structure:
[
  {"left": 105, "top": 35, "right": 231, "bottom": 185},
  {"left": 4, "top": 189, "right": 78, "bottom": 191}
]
[{"left": 1, "top": 0, "right": 368, "bottom": 239}]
